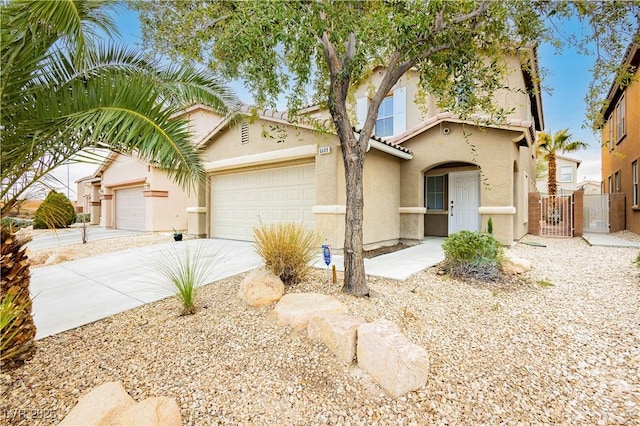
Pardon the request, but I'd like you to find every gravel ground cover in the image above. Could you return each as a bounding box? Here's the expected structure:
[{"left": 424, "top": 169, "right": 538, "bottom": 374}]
[{"left": 2, "top": 234, "right": 639, "bottom": 425}]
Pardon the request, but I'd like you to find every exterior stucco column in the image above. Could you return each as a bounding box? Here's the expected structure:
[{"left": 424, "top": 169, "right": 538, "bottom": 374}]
[{"left": 187, "top": 181, "right": 207, "bottom": 238}]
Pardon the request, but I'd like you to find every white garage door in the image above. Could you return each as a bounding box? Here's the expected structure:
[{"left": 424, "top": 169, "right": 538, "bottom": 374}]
[
  {"left": 115, "top": 187, "right": 146, "bottom": 231},
  {"left": 211, "top": 164, "right": 315, "bottom": 240}
]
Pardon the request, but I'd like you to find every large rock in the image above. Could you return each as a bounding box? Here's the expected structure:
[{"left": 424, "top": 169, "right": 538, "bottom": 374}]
[
  {"left": 101, "top": 397, "right": 181, "bottom": 426},
  {"left": 502, "top": 255, "right": 533, "bottom": 275},
  {"left": 59, "top": 382, "right": 135, "bottom": 426},
  {"left": 59, "top": 382, "right": 181, "bottom": 426},
  {"left": 308, "top": 314, "right": 366, "bottom": 364},
  {"left": 357, "top": 319, "right": 429, "bottom": 398},
  {"left": 238, "top": 267, "right": 284, "bottom": 306},
  {"left": 270, "top": 293, "right": 347, "bottom": 331}
]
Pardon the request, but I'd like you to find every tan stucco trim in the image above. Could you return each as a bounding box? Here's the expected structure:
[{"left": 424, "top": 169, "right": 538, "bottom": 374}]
[
  {"left": 312, "top": 205, "right": 346, "bottom": 214},
  {"left": 104, "top": 178, "right": 146, "bottom": 188},
  {"left": 204, "top": 144, "right": 317, "bottom": 172},
  {"left": 399, "top": 207, "right": 427, "bottom": 214},
  {"left": 143, "top": 190, "right": 168, "bottom": 198},
  {"left": 186, "top": 207, "right": 207, "bottom": 213},
  {"left": 478, "top": 206, "right": 516, "bottom": 215}
]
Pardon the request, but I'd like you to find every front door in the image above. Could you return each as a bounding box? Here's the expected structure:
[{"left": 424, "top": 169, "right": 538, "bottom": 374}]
[{"left": 448, "top": 171, "right": 480, "bottom": 234}]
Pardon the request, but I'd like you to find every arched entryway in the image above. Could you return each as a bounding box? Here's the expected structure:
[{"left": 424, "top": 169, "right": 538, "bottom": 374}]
[{"left": 423, "top": 162, "right": 480, "bottom": 237}]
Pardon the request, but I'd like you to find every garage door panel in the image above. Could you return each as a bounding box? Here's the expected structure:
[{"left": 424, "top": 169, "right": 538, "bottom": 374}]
[
  {"left": 115, "top": 187, "right": 145, "bottom": 231},
  {"left": 212, "top": 164, "right": 315, "bottom": 241}
]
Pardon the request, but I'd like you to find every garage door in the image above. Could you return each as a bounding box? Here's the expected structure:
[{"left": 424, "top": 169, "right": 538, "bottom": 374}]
[
  {"left": 115, "top": 187, "right": 146, "bottom": 231},
  {"left": 211, "top": 164, "right": 315, "bottom": 240}
]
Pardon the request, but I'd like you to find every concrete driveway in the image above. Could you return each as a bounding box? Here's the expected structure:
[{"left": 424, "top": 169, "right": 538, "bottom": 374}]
[
  {"left": 27, "top": 226, "right": 144, "bottom": 251},
  {"left": 30, "top": 239, "right": 261, "bottom": 339}
]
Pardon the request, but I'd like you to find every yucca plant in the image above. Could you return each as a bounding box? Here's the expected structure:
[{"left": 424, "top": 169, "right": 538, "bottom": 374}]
[
  {"left": 254, "top": 222, "right": 322, "bottom": 285},
  {"left": 0, "top": 225, "right": 36, "bottom": 369},
  {"left": 152, "top": 244, "right": 219, "bottom": 315}
]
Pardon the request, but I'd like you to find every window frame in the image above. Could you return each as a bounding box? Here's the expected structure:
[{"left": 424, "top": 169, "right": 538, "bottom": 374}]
[
  {"left": 608, "top": 176, "right": 613, "bottom": 194},
  {"left": 632, "top": 160, "right": 639, "bottom": 207},
  {"left": 608, "top": 116, "right": 614, "bottom": 151},
  {"left": 614, "top": 170, "right": 621, "bottom": 193},
  {"left": 375, "top": 96, "right": 394, "bottom": 138},
  {"left": 615, "top": 94, "right": 626, "bottom": 143},
  {"left": 425, "top": 175, "right": 446, "bottom": 211},
  {"left": 559, "top": 166, "right": 573, "bottom": 183}
]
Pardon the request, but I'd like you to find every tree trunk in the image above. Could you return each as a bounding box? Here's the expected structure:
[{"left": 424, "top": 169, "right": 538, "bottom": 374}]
[
  {"left": 547, "top": 152, "right": 557, "bottom": 196},
  {"left": 341, "top": 140, "right": 369, "bottom": 296}
]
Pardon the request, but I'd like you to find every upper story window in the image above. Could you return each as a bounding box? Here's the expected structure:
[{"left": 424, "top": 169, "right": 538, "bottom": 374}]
[
  {"left": 559, "top": 166, "right": 573, "bottom": 183},
  {"left": 608, "top": 117, "right": 614, "bottom": 151},
  {"left": 615, "top": 94, "right": 626, "bottom": 143},
  {"left": 375, "top": 96, "right": 394, "bottom": 137},
  {"left": 356, "top": 87, "right": 406, "bottom": 138}
]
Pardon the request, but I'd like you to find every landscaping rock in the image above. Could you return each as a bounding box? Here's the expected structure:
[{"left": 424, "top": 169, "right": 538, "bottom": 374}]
[
  {"left": 308, "top": 314, "right": 366, "bottom": 364},
  {"left": 101, "top": 396, "right": 181, "bottom": 426},
  {"left": 503, "top": 255, "right": 533, "bottom": 275},
  {"left": 270, "top": 293, "right": 347, "bottom": 331},
  {"left": 59, "top": 382, "right": 135, "bottom": 426},
  {"left": 238, "top": 267, "right": 284, "bottom": 306},
  {"left": 357, "top": 319, "right": 429, "bottom": 398},
  {"left": 59, "top": 382, "right": 181, "bottom": 426}
]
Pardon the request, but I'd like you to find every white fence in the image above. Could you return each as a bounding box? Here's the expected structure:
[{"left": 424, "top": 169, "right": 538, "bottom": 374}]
[{"left": 583, "top": 194, "right": 609, "bottom": 233}]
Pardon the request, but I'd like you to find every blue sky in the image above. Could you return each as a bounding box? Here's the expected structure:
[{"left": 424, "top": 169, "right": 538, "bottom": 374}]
[{"left": 57, "top": 7, "right": 607, "bottom": 200}]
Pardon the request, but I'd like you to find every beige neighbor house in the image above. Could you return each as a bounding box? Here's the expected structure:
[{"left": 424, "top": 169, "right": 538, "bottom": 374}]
[
  {"left": 89, "top": 51, "right": 543, "bottom": 247},
  {"left": 536, "top": 154, "right": 582, "bottom": 195}
]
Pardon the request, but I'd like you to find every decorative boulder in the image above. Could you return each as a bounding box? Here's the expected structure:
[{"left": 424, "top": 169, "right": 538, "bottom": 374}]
[
  {"left": 502, "top": 255, "right": 533, "bottom": 275},
  {"left": 238, "top": 267, "right": 284, "bottom": 306},
  {"left": 357, "top": 319, "right": 429, "bottom": 398},
  {"left": 101, "top": 397, "right": 181, "bottom": 426},
  {"left": 308, "top": 314, "right": 366, "bottom": 364},
  {"left": 270, "top": 293, "right": 347, "bottom": 331},
  {"left": 59, "top": 382, "right": 135, "bottom": 426},
  {"left": 59, "top": 381, "right": 181, "bottom": 426}
]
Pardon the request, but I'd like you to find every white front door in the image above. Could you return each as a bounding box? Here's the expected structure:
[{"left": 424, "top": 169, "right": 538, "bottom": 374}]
[{"left": 448, "top": 171, "right": 480, "bottom": 234}]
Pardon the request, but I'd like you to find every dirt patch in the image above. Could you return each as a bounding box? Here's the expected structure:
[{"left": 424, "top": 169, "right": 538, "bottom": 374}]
[{"left": 363, "top": 242, "right": 413, "bottom": 258}]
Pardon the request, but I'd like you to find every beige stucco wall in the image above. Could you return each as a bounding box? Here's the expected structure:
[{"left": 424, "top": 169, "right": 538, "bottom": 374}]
[
  {"left": 197, "top": 117, "right": 404, "bottom": 250},
  {"left": 184, "top": 107, "right": 225, "bottom": 145},
  {"left": 99, "top": 154, "right": 189, "bottom": 232},
  {"left": 399, "top": 123, "right": 534, "bottom": 245}
]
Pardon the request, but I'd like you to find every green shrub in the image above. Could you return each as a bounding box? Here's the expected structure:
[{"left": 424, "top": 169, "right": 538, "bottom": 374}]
[
  {"left": 487, "top": 217, "right": 493, "bottom": 234},
  {"left": 636, "top": 251, "right": 640, "bottom": 269},
  {"left": 0, "top": 217, "right": 31, "bottom": 231},
  {"left": 254, "top": 222, "right": 322, "bottom": 285},
  {"left": 442, "top": 230, "right": 504, "bottom": 281},
  {"left": 75, "top": 213, "right": 90, "bottom": 223},
  {"left": 33, "top": 191, "right": 76, "bottom": 229}
]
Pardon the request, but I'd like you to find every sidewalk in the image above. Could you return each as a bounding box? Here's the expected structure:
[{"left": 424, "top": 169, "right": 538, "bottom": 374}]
[
  {"left": 582, "top": 233, "right": 640, "bottom": 248},
  {"left": 30, "top": 237, "right": 445, "bottom": 340}
]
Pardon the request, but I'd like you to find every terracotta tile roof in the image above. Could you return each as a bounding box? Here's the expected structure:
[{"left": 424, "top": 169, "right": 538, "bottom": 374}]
[{"left": 351, "top": 127, "right": 413, "bottom": 155}]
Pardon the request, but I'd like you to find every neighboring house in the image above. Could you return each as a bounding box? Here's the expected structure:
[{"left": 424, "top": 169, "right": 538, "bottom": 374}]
[
  {"left": 96, "top": 49, "right": 543, "bottom": 247},
  {"left": 601, "top": 40, "right": 640, "bottom": 234},
  {"left": 577, "top": 180, "right": 602, "bottom": 195},
  {"left": 76, "top": 175, "right": 101, "bottom": 222},
  {"left": 535, "top": 154, "right": 582, "bottom": 195}
]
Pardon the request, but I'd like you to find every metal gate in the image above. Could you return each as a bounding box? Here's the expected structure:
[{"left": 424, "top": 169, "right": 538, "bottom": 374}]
[
  {"left": 583, "top": 194, "right": 609, "bottom": 233},
  {"left": 540, "top": 194, "right": 573, "bottom": 237}
]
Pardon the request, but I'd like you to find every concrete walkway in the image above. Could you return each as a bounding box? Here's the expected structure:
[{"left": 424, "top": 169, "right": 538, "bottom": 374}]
[
  {"left": 582, "top": 233, "right": 640, "bottom": 248},
  {"left": 31, "top": 237, "right": 445, "bottom": 339}
]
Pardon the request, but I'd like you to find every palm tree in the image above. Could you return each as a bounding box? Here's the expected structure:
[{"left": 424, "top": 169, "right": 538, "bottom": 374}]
[
  {"left": 537, "top": 129, "right": 588, "bottom": 196},
  {"left": 0, "top": 0, "right": 237, "bottom": 368}
]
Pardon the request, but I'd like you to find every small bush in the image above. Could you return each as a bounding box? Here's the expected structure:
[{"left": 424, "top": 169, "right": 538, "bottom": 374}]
[
  {"left": 75, "top": 213, "right": 90, "bottom": 223},
  {"left": 152, "top": 244, "right": 218, "bottom": 315},
  {"left": 636, "top": 251, "right": 640, "bottom": 269},
  {"left": 33, "top": 191, "right": 76, "bottom": 229},
  {"left": 487, "top": 217, "right": 493, "bottom": 234},
  {"left": 254, "top": 222, "right": 322, "bottom": 285},
  {"left": 1, "top": 217, "right": 31, "bottom": 231},
  {"left": 442, "top": 230, "right": 504, "bottom": 281}
]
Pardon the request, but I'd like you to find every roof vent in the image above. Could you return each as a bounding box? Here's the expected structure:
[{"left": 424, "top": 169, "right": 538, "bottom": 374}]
[{"left": 241, "top": 122, "right": 249, "bottom": 144}]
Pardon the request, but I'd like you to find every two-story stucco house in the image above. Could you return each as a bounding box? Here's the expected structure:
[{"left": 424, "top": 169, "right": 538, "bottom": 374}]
[
  {"left": 89, "top": 49, "right": 543, "bottom": 248},
  {"left": 536, "top": 154, "right": 582, "bottom": 195},
  {"left": 601, "top": 40, "right": 640, "bottom": 234}
]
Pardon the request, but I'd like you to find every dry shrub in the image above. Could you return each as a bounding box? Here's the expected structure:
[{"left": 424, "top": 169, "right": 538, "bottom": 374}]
[{"left": 254, "top": 222, "right": 322, "bottom": 285}]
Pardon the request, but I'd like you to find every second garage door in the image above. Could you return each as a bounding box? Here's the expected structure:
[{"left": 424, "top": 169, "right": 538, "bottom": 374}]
[
  {"left": 211, "top": 164, "right": 315, "bottom": 240},
  {"left": 115, "top": 186, "right": 146, "bottom": 231}
]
